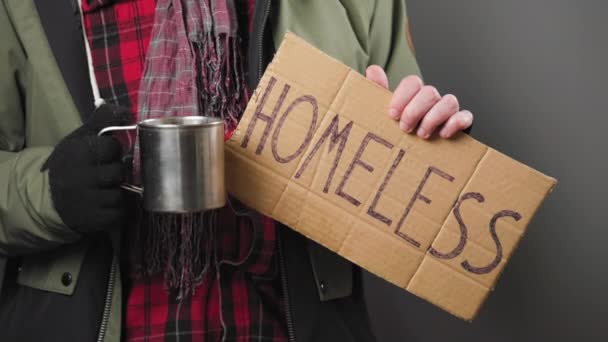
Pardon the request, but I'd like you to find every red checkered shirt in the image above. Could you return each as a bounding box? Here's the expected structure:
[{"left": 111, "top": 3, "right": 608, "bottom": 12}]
[{"left": 81, "top": 1, "right": 288, "bottom": 341}]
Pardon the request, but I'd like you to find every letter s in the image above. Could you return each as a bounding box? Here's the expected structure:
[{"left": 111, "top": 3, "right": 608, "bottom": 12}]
[
  {"left": 429, "top": 192, "right": 484, "bottom": 259},
  {"left": 461, "top": 210, "right": 522, "bottom": 275}
]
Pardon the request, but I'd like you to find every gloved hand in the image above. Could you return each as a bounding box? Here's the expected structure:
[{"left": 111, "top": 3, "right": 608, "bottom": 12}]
[{"left": 42, "top": 104, "right": 133, "bottom": 234}]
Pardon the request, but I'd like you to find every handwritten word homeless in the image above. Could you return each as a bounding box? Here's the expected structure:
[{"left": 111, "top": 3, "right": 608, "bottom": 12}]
[{"left": 226, "top": 33, "right": 556, "bottom": 320}]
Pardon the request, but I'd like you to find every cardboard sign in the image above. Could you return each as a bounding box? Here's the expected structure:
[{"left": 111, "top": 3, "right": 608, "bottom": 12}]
[{"left": 226, "top": 33, "right": 556, "bottom": 320}]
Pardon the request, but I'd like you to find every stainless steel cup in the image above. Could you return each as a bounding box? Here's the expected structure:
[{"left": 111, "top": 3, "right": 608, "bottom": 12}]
[{"left": 99, "top": 116, "right": 225, "bottom": 213}]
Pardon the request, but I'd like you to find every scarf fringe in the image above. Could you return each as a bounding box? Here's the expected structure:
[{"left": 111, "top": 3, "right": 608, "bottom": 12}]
[
  {"left": 194, "top": 33, "right": 244, "bottom": 132},
  {"left": 130, "top": 210, "right": 219, "bottom": 298}
]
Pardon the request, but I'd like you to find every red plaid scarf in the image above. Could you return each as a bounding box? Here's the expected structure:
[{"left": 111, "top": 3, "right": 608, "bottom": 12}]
[{"left": 81, "top": 0, "right": 287, "bottom": 341}]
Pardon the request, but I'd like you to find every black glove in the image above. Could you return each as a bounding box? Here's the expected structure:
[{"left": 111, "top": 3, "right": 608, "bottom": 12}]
[{"left": 42, "top": 104, "right": 133, "bottom": 234}]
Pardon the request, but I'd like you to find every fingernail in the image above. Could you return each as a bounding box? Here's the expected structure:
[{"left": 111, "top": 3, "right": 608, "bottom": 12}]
[
  {"left": 388, "top": 108, "right": 399, "bottom": 119},
  {"left": 464, "top": 115, "right": 473, "bottom": 126},
  {"left": 399, "top": 121, "right": 410, "bottom": 132},
  {"left": 417, "top": 127, "right": 429, "bottom": 139}
]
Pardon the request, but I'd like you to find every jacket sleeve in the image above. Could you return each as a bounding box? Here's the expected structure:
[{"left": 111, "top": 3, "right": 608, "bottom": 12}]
[
  {"left": 367, "top": 0, "right": 422, "bottom": 91},
  {"left": 0, "top": 3, "right": 80, "bottom": 256},
  {"left": 367, "top": 0, "right": 473, "bottom": 134}
]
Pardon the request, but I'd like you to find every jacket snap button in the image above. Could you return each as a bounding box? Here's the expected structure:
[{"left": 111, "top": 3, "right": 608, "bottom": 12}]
[
  {"left": 319, "top": 281, "right": 326, "bottom": 293},
  {"left": 61, "top": 272, "right": 73, "bottom": 287}
]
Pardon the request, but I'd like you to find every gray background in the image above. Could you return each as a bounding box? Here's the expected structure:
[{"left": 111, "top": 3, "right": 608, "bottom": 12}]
[{"left": 363, "top": 0, "right": 608, "bottom": 341}]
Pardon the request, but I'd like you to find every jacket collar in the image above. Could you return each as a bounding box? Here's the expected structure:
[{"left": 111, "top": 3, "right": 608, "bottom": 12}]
[
  {"left": 33, "top": 0, "right": 94, "bottom": 121},
  {"left": 5, "top": 0, "right": 83, "bottom": 128}
]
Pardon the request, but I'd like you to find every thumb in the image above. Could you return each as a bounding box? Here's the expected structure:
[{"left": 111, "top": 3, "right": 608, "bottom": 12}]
[
  {"left": 365, "top": 65, "right": 389, "bottom": 89},
  {"left": 85, "top": 104, "right": 133, "bottom": 133}
]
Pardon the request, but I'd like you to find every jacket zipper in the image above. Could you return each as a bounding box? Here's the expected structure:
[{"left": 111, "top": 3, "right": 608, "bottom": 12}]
[
  {"left": 277, "top": 230, "right": 296, "bottom": 342},
  {"left": 256, "top": 0, "right": 271, "bottom": 81},
  {"left": 97, "top": 255, "right": 117, "bottom": 342},
  {"left": 254, "top": 2, "right": 295, "bottom": 340}
]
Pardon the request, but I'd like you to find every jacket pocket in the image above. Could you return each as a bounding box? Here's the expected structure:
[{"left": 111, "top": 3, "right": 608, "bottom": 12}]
[{"left": 17, "top": 239, "right": 89, "bottom": 295}]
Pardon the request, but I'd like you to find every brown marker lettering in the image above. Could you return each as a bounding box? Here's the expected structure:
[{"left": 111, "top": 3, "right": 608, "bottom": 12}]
[
  {"left": 461, "top": 209, "right": 521, "bottom": 275},
  {"left": 367, "top": 149, "right": 406, "bottom": 225},
  {"left": 336, "top": 133, "right": 393, "bottom": 207},
  {"left": 429, "top": 192, "right": 484, "bottom": 259},
  {"left": 295, "top": 114, "right": 354, "bottom": 193},
  {"left": 271, "top": 95, "right": 319, "bottom": 163},
  {"left": 241, "top": 77, "right": 291, "bottom": 155},
  {"left": 394, "top": 166, "right": 455, "bottom": 248}
]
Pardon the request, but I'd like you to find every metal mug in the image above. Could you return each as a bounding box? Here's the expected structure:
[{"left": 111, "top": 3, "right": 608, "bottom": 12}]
[{"left": 99, "top": 116, "right": 225, "bottom": 213}]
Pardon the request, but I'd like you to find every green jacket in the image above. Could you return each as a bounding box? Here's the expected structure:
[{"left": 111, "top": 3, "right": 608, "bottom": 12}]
[{"left": 0, "top": 0, "right": 420, "bottom": 341}]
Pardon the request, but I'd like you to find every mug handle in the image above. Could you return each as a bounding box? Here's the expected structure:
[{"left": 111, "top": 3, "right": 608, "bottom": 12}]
[{"left": 98, "top": 125, "right": 143, "bottom": 196}]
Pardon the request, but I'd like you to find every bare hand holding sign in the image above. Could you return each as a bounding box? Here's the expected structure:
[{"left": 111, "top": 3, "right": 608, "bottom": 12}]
[
  {"left": 365, "top": 66, "right": 473, "bottom": 139},
  {"left": 226, "top": 33, "right": 556, "bottom": 320}
]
